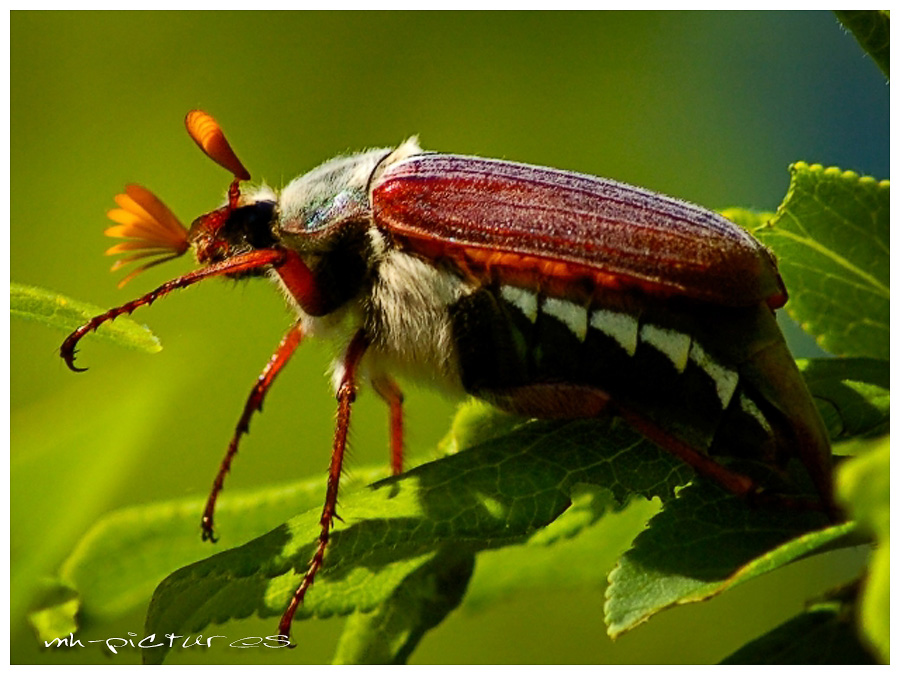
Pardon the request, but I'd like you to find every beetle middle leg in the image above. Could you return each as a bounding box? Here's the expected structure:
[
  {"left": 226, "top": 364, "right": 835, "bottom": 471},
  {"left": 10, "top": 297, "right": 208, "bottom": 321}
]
[
  {"left": 372, "top": 374, "right": 405, "bottom": 475},
  {"left": 201, "top": 320, "right": 304, "bottom": 542},
  {"left": 278, "top": 329, "right": 370, "bottom": 641}
]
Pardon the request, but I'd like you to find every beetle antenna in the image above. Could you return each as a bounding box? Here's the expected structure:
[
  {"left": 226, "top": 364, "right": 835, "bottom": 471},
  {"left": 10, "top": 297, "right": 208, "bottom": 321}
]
[
  {"left": 185, "top": 110, "right": 251, "bottom": 211},
  {"left": 104, "top": 184, "right": 190, "bottom": 287}
]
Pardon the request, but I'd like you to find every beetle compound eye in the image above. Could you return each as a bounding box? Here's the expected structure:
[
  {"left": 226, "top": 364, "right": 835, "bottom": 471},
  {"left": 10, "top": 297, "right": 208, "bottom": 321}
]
[
  {"left": 224, "top": 201, "right": 278, "bottom": 250},
  {"left": 185, "top": 110, "right": 251, "bottom": 181},
  {"left": 104, "top": 184, "right": 190, "bottom": 287}
]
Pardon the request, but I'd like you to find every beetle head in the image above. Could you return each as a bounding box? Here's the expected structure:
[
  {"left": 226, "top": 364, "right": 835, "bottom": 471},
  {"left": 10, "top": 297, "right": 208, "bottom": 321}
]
[
  {"left": 187, "top": 195, "right": 278, "bottom": 266},
  {"left": 62, "top": 112, "right": 295, "bottom": 372},
  {"left": 105, "top": 110, "right": 274, "bottom": 284}
]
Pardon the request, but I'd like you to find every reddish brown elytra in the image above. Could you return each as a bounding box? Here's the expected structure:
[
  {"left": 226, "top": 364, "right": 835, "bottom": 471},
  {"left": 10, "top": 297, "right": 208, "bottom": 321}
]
[{"left": 61, "top": 111, "right": 833, "bottom": 641}]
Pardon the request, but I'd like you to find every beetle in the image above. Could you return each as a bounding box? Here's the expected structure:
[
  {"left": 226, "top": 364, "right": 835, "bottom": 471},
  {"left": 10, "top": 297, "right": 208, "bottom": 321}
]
[{"left": 61, "top": 110, "right": 833, "bottom": 641}]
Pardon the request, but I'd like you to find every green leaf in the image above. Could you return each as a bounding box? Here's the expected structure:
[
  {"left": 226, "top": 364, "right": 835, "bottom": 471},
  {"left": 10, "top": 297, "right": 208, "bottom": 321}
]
[
  {"left": 13, "top": 369, "right": 186, "bottom": 631},
  {"left": 605, "top": 479, "right": 852, "bottom": 638},
  {"left": 798, "top": 357, "right": 889, "bottom": 442},
  {"left": 144, "top": 416, "right": 693, "bottom": 663},
  {"left": 836, "top": 437, "right": 889, "bottom": 663},
  {"left": 436, "top": 399, "right": 524, "bottom": 457},
  {"left": 463, "top": 489, "right": 660, "bottom": 610},
  {"left": 837, "top": 436, "right": 889, "bottom": 539},
  {"left": 27, "top": 581, "right": 79, "bottom": 644},
  {"left": 756, "top": 164, "right": 889, "bottom": 360},
  {"left": 10, "top": 282, "right": 161, "bottom": 353},
  {"left": 834, "top": 10, "right": 890, "bottom": 78},
  {"left": 333, "top": 480, "right": 661, "bottom": 660},
  {"left": 719, "top": 207, "right": 775, "bottom": 232},
  {"left": 30, "top": 469, "right": 385, "bottom": 640},
  {"left": 721, "top": 602, "right": 878, "bottom": 664},
  {"left": 333, "top": 548, "right": 475, "bottom": 664}
]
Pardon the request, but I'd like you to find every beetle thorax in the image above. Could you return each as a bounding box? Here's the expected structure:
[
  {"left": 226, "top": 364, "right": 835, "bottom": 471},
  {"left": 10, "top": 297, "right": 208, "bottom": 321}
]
[{"left": 364, "top": 238, "right": 474, "bottom": 391}]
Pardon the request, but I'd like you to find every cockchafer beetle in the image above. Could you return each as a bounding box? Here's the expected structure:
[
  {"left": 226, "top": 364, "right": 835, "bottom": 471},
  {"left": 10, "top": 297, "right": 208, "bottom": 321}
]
[{"left": 61, "top": 111, "right": 833, "bottom": 640}]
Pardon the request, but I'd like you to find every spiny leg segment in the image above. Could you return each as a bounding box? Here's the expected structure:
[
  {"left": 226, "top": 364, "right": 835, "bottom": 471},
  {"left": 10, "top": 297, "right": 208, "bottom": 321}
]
[
  {"left": 201, "top": 320, "right": 305, "bottom": 542},
  {"left": 278, "top": 329, "right": 371, "bottom": 640}
]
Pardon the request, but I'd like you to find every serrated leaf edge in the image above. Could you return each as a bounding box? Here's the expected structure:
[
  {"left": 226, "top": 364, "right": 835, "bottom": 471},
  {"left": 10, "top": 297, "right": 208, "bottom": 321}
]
[
  {"left": 604, "top": 519, "right": 857, "bottom": 638},
  {"left": 768, "top": 163, "right": 890, "bottom": 300}
]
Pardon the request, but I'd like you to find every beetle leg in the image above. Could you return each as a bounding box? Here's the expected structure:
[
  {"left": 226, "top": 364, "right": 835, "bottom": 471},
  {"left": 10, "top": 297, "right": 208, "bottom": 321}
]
[
  {"left": 372, "top": 374, "right": 405, "bottom": 475},
  {"left": 480, "top": 383, "right": 759, "bottom": 499},
  {"left": 201, "top": 320, "right": 304, "bottom": 543},
  {"left": 614, "top": 407, "right": 757, "bottom": 498},
  {"left": 60, "top": 248, "right": 286, "bottom": 372},
  {"left": 739, "top": 339, "right": 836, "bottom": 516},
  {"left": 278, "top": 329, "right": 370, "bottom": 641},
  {"left": 618, "top": 407, "right": 830, "bottom": 511},
  {"left": 477, "top": 383, "right": 611, "bottom": 420}
]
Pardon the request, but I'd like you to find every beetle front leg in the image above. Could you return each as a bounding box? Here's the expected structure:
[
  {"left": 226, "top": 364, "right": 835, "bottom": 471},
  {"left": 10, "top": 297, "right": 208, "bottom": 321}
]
[
  {"left": 60, "top": 249, "right": 286, "bottom": 372},
  {"left": 201, "top": 321, "right": 304, "bottom": 542},
  {"left": 278, "top": 329, "right": 370, "bottom": 641},
  {"left": 372, "top": 374, "right": 405, "bottom": 475}
]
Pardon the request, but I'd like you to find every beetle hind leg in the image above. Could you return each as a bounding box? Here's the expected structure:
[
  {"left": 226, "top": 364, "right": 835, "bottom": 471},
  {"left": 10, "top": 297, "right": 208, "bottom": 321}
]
[
  {"left": 614, "top": 406, "right": 758, "bottom": 498},
  {"left": 478, "top": 382, "right": 761, "bottom": 501}
]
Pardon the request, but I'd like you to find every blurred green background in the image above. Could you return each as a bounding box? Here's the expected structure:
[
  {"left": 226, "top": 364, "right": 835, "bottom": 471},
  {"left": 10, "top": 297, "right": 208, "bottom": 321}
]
[{"left": 11, "top": 11, "right": 887, "bottom": 665}]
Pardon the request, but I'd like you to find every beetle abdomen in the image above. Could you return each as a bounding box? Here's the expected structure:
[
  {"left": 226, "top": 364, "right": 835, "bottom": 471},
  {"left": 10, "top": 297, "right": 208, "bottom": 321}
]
[{"left": 449, "top": 282, "right": 802, "bottom": 468}]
